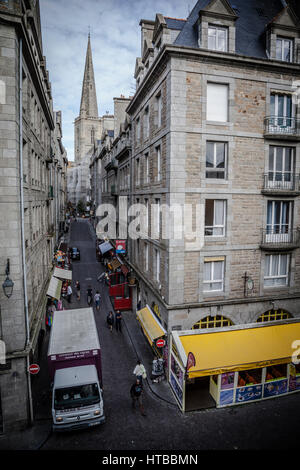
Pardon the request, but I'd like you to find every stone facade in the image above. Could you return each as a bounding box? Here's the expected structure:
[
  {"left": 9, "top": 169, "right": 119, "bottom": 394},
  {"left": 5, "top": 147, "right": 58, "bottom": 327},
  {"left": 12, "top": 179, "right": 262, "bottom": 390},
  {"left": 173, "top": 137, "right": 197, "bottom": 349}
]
[{"left": 0, "top": 0, "right": 67, "bottom": 432}]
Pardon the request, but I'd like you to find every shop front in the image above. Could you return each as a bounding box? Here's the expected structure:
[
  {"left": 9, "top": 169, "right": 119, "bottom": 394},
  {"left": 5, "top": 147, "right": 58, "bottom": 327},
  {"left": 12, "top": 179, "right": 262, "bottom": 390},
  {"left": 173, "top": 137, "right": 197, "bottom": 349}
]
[
  {"left": 54, "top": 267, "right": 72, "bottom": 300},
  {"left": 136, "top": 305, "right": 167, "bottom": 359},
  {"left": 169, "top": 320, "right": 300, "bottom": 412}
]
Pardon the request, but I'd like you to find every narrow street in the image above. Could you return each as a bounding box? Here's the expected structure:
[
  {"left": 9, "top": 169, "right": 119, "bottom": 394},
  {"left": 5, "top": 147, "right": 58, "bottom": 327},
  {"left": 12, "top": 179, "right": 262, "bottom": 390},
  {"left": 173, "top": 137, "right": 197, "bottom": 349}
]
[{"left": 16, "top": 220, "right": 299, "bottom": 451}]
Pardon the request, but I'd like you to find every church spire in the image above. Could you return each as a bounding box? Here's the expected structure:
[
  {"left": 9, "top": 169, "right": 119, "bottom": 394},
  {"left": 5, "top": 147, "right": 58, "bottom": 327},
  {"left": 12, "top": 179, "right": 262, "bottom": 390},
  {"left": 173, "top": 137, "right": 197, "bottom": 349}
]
[{"left": 79, "top": 34, "right": 99, "bottom": 118}]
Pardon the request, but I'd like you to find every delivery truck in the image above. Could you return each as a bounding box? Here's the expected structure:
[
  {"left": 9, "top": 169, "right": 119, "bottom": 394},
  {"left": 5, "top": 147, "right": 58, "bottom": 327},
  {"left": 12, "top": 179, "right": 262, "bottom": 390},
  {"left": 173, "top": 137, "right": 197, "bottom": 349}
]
[{"left": 47, "top": 307, "right": 105, "bottom": 431}]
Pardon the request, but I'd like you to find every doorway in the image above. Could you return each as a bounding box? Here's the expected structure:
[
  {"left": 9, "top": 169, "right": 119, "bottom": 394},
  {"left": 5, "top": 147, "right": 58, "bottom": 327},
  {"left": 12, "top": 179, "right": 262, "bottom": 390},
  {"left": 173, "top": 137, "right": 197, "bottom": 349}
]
[{"left": 185, "top": 376, "right": 216, "bottom": 411}]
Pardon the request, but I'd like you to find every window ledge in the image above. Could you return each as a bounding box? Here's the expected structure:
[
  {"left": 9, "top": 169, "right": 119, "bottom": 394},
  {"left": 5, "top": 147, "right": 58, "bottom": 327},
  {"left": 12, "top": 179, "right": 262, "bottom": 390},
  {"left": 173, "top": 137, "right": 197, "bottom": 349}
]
[{"left": 206, "top": 121, "right": 231, "bottom": 126}]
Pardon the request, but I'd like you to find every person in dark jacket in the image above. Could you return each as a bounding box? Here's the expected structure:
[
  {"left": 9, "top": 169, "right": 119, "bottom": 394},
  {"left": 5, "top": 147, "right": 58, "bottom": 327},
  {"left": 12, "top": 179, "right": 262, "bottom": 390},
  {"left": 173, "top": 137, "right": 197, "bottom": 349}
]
[
  {"left": 115, "top": 310, "right": 122, "bottom": 332},
  {"left": 86, "top": 286, "right": 93, "bottom": 306},
  {"left": 130, "top": 379, "right": 146, "bottom": 416},
  {"left": 107, "top": 311, "right": 114, "bottom": 332}
]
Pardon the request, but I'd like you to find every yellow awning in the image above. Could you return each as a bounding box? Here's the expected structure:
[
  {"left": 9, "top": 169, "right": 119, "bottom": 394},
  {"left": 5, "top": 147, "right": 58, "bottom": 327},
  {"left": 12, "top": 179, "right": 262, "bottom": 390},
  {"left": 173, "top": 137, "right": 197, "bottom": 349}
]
[
  {"left": 178, "top": 322, "right": 300, "bottom": 378},
  {"left": 136, "top": 306, "right": 166, "bottom": 347}
]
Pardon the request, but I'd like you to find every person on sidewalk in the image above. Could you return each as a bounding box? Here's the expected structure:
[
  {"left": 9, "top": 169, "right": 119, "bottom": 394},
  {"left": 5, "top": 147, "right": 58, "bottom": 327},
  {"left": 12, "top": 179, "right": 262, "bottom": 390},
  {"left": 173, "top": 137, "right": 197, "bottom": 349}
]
[
  {"left": 107, "top": 311, "right": 114, "bottom": 332},
  {"left": 87, "top": 286, "right": 93, "bottom": 306},
  {"left": 133, "top": 360, "right": 147, "bottom": 382},
  {"left": 130, "top": 378, "right": 146, "bottom": 416},
  {"left": 115, "top": 310, "right": 122, "bottom": 332},
  {"left": 67, "top": 284, "right": 72, "bottom": 303},
  {"left": 94, "top": 291, "right": 101, "bottom": 310},
  {"left": 75, "top": 280, "right": 80, "bottom": 301}
]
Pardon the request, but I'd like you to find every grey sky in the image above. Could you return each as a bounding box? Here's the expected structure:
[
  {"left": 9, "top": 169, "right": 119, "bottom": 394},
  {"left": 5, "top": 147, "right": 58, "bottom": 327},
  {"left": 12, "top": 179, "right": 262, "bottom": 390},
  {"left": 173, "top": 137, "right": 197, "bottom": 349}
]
[{"left": 40, "top": 0, "right": 190, "bottom": 161}]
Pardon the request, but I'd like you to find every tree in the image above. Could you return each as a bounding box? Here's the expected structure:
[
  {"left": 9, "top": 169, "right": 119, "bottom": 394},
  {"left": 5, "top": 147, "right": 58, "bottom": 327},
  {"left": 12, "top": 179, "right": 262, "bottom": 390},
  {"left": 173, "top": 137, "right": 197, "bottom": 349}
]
[{"left": 77, "top": 199, "right": 86, "bottom": 215}]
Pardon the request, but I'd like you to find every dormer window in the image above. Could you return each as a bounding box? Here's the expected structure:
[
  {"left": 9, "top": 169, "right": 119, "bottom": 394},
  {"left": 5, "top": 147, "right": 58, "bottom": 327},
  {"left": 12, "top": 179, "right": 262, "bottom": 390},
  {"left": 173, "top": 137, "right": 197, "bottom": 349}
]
[
  {"left": 208, "top": 25, "right": 228, "bottom": 52},
  {"left": 276, "top": 37, "right": 293, "bottom": 62}
]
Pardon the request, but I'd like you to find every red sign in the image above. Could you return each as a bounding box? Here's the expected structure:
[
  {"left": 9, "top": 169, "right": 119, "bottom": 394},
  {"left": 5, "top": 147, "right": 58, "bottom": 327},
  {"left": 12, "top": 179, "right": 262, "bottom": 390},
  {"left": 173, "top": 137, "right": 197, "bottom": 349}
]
[
  {"left": 156, "top": 338, "right": 166, "bottom": 348},
  {"left": 116, "top": 240, "right": 126, "bottom": 254},
  {"left": 28, "top": 364, "right": 40, "bottom": 375},
  {"left": 186, "top": 352, "right": 196, "bottom": 371}
]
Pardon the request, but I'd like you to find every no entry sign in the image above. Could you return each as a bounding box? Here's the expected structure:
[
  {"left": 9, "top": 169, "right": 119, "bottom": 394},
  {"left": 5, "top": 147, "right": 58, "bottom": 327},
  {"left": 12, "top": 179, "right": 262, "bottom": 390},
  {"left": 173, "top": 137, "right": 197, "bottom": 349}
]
[
  {"left": 28, "top": 364, "right": 40, "bottom": 375},
  {"left": 156, "top": 338, "right": 165, "bottom": 348}
]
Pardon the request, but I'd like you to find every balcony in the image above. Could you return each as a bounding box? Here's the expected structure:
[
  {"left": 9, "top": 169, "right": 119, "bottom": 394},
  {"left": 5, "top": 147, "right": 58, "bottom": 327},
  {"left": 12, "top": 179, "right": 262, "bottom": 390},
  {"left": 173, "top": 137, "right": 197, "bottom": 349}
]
[
  {"left": 260, "top": 228, "right": 300, "bottom": 251},
  {"left": 264, "top": 117, "right": 300, "bottom": 140},
  {"left": 262, "top": 173, "right": 300, "bottom": 196},
  {"left": 110, "top": 184, "right": 118, "bottom": 196}
]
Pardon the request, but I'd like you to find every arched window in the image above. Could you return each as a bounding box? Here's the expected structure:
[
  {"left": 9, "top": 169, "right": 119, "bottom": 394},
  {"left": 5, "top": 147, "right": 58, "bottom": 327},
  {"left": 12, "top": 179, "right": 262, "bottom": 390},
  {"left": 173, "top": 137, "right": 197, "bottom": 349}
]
[
  {"left": 192, "top": 315, "right": 233, "bottom": 330},
  {"left": 257, "top": 309, "right": 292, "bottom": 323}
]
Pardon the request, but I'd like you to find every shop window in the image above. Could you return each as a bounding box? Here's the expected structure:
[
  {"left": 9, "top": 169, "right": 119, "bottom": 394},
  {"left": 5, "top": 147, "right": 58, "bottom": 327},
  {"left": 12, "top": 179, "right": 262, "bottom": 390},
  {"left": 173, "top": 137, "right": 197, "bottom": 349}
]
[
  {"left": 265, "top": 364, "right": 287, "bottom": 382},
  {"left": 238, "top": 368, "right": 262, "bottom": 387},
  {"left": 192, "top": 315, "right": 233, "bottom": 330},
  {"left": 257, "top": 309, "right": 292, "bottom": 323}
]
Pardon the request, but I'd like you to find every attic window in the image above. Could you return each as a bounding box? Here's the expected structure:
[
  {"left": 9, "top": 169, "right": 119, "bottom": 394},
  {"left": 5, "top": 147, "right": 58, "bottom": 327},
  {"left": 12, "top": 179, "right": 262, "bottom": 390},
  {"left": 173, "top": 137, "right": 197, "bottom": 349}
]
[
  {"left": 208, "top": 25, "right": 228, "bottom": 52},
  {"left": 276, "top": 37, "right": 293, "bottom": 62}
]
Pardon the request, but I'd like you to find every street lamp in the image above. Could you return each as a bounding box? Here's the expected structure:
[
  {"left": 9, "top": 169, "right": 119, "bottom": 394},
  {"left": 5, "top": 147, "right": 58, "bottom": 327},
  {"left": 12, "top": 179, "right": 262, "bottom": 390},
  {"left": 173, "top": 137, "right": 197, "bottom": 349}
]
[{"left": 2, "top": 259, "right": 14, "bottom": 299}]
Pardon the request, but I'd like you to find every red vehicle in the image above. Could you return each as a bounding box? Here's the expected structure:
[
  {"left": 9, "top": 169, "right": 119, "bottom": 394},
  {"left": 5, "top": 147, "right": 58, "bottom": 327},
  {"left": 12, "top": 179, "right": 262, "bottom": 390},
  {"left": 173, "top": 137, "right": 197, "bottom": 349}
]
[{"left": 109, "top": 270, "right": 132, "bottom": 311}]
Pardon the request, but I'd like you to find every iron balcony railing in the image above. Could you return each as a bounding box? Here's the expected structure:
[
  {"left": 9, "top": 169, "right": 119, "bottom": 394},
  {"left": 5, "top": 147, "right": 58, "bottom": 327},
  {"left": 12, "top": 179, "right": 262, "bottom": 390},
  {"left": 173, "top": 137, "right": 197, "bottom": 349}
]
[
  {"left": 264, "top": 116, "right": 300, "bottom": 137},
  {"left": 261, "top": 228, "right": 300, "bottom": 248},
  {"left": 263, "top": 173, "right": 300, "bottom": 192}
]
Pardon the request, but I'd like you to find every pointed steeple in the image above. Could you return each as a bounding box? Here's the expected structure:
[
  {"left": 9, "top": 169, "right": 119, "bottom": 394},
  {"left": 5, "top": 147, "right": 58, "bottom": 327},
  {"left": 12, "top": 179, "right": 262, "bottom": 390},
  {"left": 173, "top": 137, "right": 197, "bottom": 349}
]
[{"left": 79, "top": 34, "right": 99, "bottom": 118}]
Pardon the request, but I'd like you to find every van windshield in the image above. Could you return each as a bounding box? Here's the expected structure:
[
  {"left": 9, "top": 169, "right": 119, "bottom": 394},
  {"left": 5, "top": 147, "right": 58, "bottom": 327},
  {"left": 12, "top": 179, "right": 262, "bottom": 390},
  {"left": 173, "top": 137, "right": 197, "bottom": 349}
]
[{"left": 54, "top": 383, "right": 100, "bottom": 410}]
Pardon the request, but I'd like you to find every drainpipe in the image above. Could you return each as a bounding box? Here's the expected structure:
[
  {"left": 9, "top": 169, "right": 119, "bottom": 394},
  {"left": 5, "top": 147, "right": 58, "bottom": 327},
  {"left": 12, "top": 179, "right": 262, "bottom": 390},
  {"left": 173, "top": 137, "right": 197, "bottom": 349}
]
[{"left": 19, "top": 37, "right": 34, "bottom": 425}]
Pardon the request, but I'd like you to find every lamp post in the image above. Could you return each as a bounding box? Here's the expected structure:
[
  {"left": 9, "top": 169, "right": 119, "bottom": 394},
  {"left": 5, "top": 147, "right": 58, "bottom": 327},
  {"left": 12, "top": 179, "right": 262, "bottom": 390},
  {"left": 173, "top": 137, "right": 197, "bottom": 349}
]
[{"left": 2, "top": 259, "right": 14, "bottom": 299}]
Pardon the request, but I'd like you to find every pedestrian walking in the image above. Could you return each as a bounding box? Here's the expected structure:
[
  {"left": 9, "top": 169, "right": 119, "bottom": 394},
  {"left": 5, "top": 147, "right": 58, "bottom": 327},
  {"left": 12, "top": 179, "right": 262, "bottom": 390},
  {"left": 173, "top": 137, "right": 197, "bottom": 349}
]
[
  {"left": 106, "top": 311, "right": 114, "bottom": 332},
  {"left": 67, "top": 284, "right": 72, "bottom": 303},
  {"left": 115, "top": 310, "right": 122, "bottom": 332},
  {"left": 130, "top": 378, "right": 146, "bottom": 416},
  {"left": 75, "top": 280, "right": 80, "bottom": 301},
  {"left": 133, "top": 360, "right": 147, "bottom": 382},
  {"left": 87, "top": 286, "right": 93, "bottom": 306},
  {"left": 94, "top": 291, "right": 101, "bottom": 310}
]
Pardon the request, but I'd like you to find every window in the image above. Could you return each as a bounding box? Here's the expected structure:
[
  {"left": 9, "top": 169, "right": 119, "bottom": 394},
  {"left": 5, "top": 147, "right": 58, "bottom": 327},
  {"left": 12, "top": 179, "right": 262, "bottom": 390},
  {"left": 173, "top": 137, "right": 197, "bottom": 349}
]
[
  {"left": 156, "top": 146, "right": 161, "bottom": 182},
  {"left": 205, "top": 200, "right": 226, "bottom": 236},
  {"left": 144, "top": 198, "right": 149, "bottom": 234},
  {"left": 268, "top": 146, "right": 294, "bottom": 189},
  {"left": 154, "top": 248, "right": 160, "bottom": 282},
  {"left": 206, "top": 142, "right": 227, "bottom": 179},
  {"left": 264, "top": 254, "right": 289, "bottom": 287},
  {"left": 257, "top": 309, "right": 292, "bottom": 322},
  {"left": 144, "top": 153, "right": 149, "bottom": 184},
  {"left": 145, "top": 243, "right": 149, "bottom": 271},
  {"left": 270, "top": 93, "right": 294, "bottom": 128},
  {"left": 192, "top": 315, "right": 233, "bottom": 329},
  {"left": 208, "top": 25, "right": 228, "bottom": 52},
  {"left": 154, "top": 198, "right": 160, "bottom": 238},
  {"left": 156, "top": 93, "right": 162, "bottom": 127},
  {"left": 276, "top": 37, "right": 293, "bottom": 62},
  {"left": 136, "top": 158, "right": 140, "bottom": 186},
  {"left": 144, "top": 106, "right": 149, "bottom": 139},
  {"left": 203, "top": 259, "right": 224, "bottom": 292},
  {"left": 266, "top": 200, "right": 293, "bottom": 239},
  {"left": 207, "top": 83, "right": 228, "bottom": 122},
  {"left": 136, "top": 117, "right": 140, "bottom": 141}
]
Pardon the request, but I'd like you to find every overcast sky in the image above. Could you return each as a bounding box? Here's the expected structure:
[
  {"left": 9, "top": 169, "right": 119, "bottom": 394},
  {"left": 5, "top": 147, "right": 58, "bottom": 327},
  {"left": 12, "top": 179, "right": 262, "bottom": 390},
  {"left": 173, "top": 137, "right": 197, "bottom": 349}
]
[{"left": 40, "top": 0, "right": 190, "bottom": 161}]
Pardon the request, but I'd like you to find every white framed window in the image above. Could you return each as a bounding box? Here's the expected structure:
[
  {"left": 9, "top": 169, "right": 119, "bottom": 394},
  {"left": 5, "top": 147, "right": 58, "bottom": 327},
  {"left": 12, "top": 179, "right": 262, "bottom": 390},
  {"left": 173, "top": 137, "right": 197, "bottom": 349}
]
[
  {"left": 267, "top": 200, "right": 293, "bottom": 239},
  {"left": 144, "top": 198, "right": 149, "bottom": 235},
  {"left": 154, "top": 198, "right": 160, "bottom": 239},
  {"left": 270, "top": 93, "right": 295, "bottom": 129},
  {"left": 136, "top": 158, "right": 140, "bottom": 186},
  {"left": 276, "top": 37, "right": 293, "bottom": 62},
  {"left": 207, "top": 83, "right": 228, "bottom": 122},
  {"left": 156, "top": 145, "right": 161, "bottom": 181},
  {"left": 206, "top": 142, "right": 227, "bottom": 179},
  {"left": 145, "top": 243, "right": 149, "bottom": 271},
  {"left": 203, "top": 259, "right": 224, "bottom": 292},
  {"left": 136, "top": 117, "right": 140, "bottom": 141},
  {"left": 144, "top": 106, "right": 149, "bottom": 139},
  {"left": 205, "top": 200, "right": 226, "bottom": 236},
  {"left": 156, "top": 92, "right": 162, "bottom": 128},
  {"left": 268, "top": 146, "right": 294, "bottom": 188},
  {"left": 145, "top": 152, "right": 149, "bottom": 184},
  {"left": 208, "top": 25, "right": 228, "bottom": 52},
  {"left": 154, "top": 248, "right": 160, "bottom": 282},
  {"left": 264, "top": 254, "right": 289, "bottom": 287}
]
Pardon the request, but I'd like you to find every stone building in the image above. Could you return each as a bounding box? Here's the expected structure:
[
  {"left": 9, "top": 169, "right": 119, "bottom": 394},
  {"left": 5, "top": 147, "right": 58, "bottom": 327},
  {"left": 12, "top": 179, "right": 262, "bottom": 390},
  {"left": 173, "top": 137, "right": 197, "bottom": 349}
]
[
  {"left": 117, "top": 0, "right": 300, "bottom": 333},
  {"left": 0, "top": 0, "right": 67, "bottom": 431},
  {"left": 67, "top": 35, "right": 114, "bottom": 209}
]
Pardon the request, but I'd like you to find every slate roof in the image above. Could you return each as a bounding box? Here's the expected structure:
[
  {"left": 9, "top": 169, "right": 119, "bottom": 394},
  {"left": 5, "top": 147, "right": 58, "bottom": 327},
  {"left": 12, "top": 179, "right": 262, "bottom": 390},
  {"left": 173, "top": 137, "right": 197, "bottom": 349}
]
[
  {"left": 174, "top": 0, "right": 289, "bottom": 59},
  {"left": 164, "top": 17, "right": 186, "bottom": 30}
]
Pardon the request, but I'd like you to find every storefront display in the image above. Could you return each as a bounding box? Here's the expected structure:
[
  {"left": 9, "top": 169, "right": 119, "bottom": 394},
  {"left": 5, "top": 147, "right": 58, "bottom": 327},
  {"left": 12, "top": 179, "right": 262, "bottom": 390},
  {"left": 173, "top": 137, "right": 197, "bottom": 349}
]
[{"left": 289, "top": 364, "right": 300, "bottom": 392}]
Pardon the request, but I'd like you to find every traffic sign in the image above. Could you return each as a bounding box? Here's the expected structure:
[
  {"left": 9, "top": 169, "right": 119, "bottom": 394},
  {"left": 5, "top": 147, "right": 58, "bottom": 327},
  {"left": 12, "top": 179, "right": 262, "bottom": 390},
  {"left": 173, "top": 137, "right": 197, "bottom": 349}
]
[
  {"left": 28, "top": 364, "right": 40, "bottom": 375},
  {"left": 156, "top": 338, "right": 165, "bottom": 348}
]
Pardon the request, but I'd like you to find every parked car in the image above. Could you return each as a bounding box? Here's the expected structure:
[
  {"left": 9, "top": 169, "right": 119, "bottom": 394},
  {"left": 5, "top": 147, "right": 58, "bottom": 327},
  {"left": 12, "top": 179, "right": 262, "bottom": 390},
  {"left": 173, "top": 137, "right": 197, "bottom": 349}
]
[{"left": 71, "top": 247, "right": 80, "bottom": 260}]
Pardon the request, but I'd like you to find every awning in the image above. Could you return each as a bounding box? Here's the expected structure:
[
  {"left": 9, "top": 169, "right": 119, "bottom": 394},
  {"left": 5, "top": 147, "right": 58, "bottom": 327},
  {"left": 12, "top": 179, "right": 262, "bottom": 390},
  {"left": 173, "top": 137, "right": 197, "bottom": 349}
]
[
  {"left": 99, "top": 242, "right": 113, "bottom": 255},
  {"left": 110, "top": 258, "right": 121, "bottom": 271},
  {"left": 176, "top": 322, "right": 300, "bottom": 378},
  {"left": 53, "top": 267, "right": 72, "bottom": 281},
  {"left": 46, "top": 276, "right": 62, "bottom": 300},
  {"left": 136, "top": 305, "right": 167, "bottom": 347}
]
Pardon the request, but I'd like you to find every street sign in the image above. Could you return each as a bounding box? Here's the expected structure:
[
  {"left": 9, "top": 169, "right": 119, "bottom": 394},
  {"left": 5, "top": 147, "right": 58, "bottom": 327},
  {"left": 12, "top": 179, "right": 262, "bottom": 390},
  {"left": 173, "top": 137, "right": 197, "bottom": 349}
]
[
  {"left": 156, "top": 338, "right": 165, "bottom": 348},
  {"left": 28, "top": 364, "right": 40, "bottom": 375}
]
